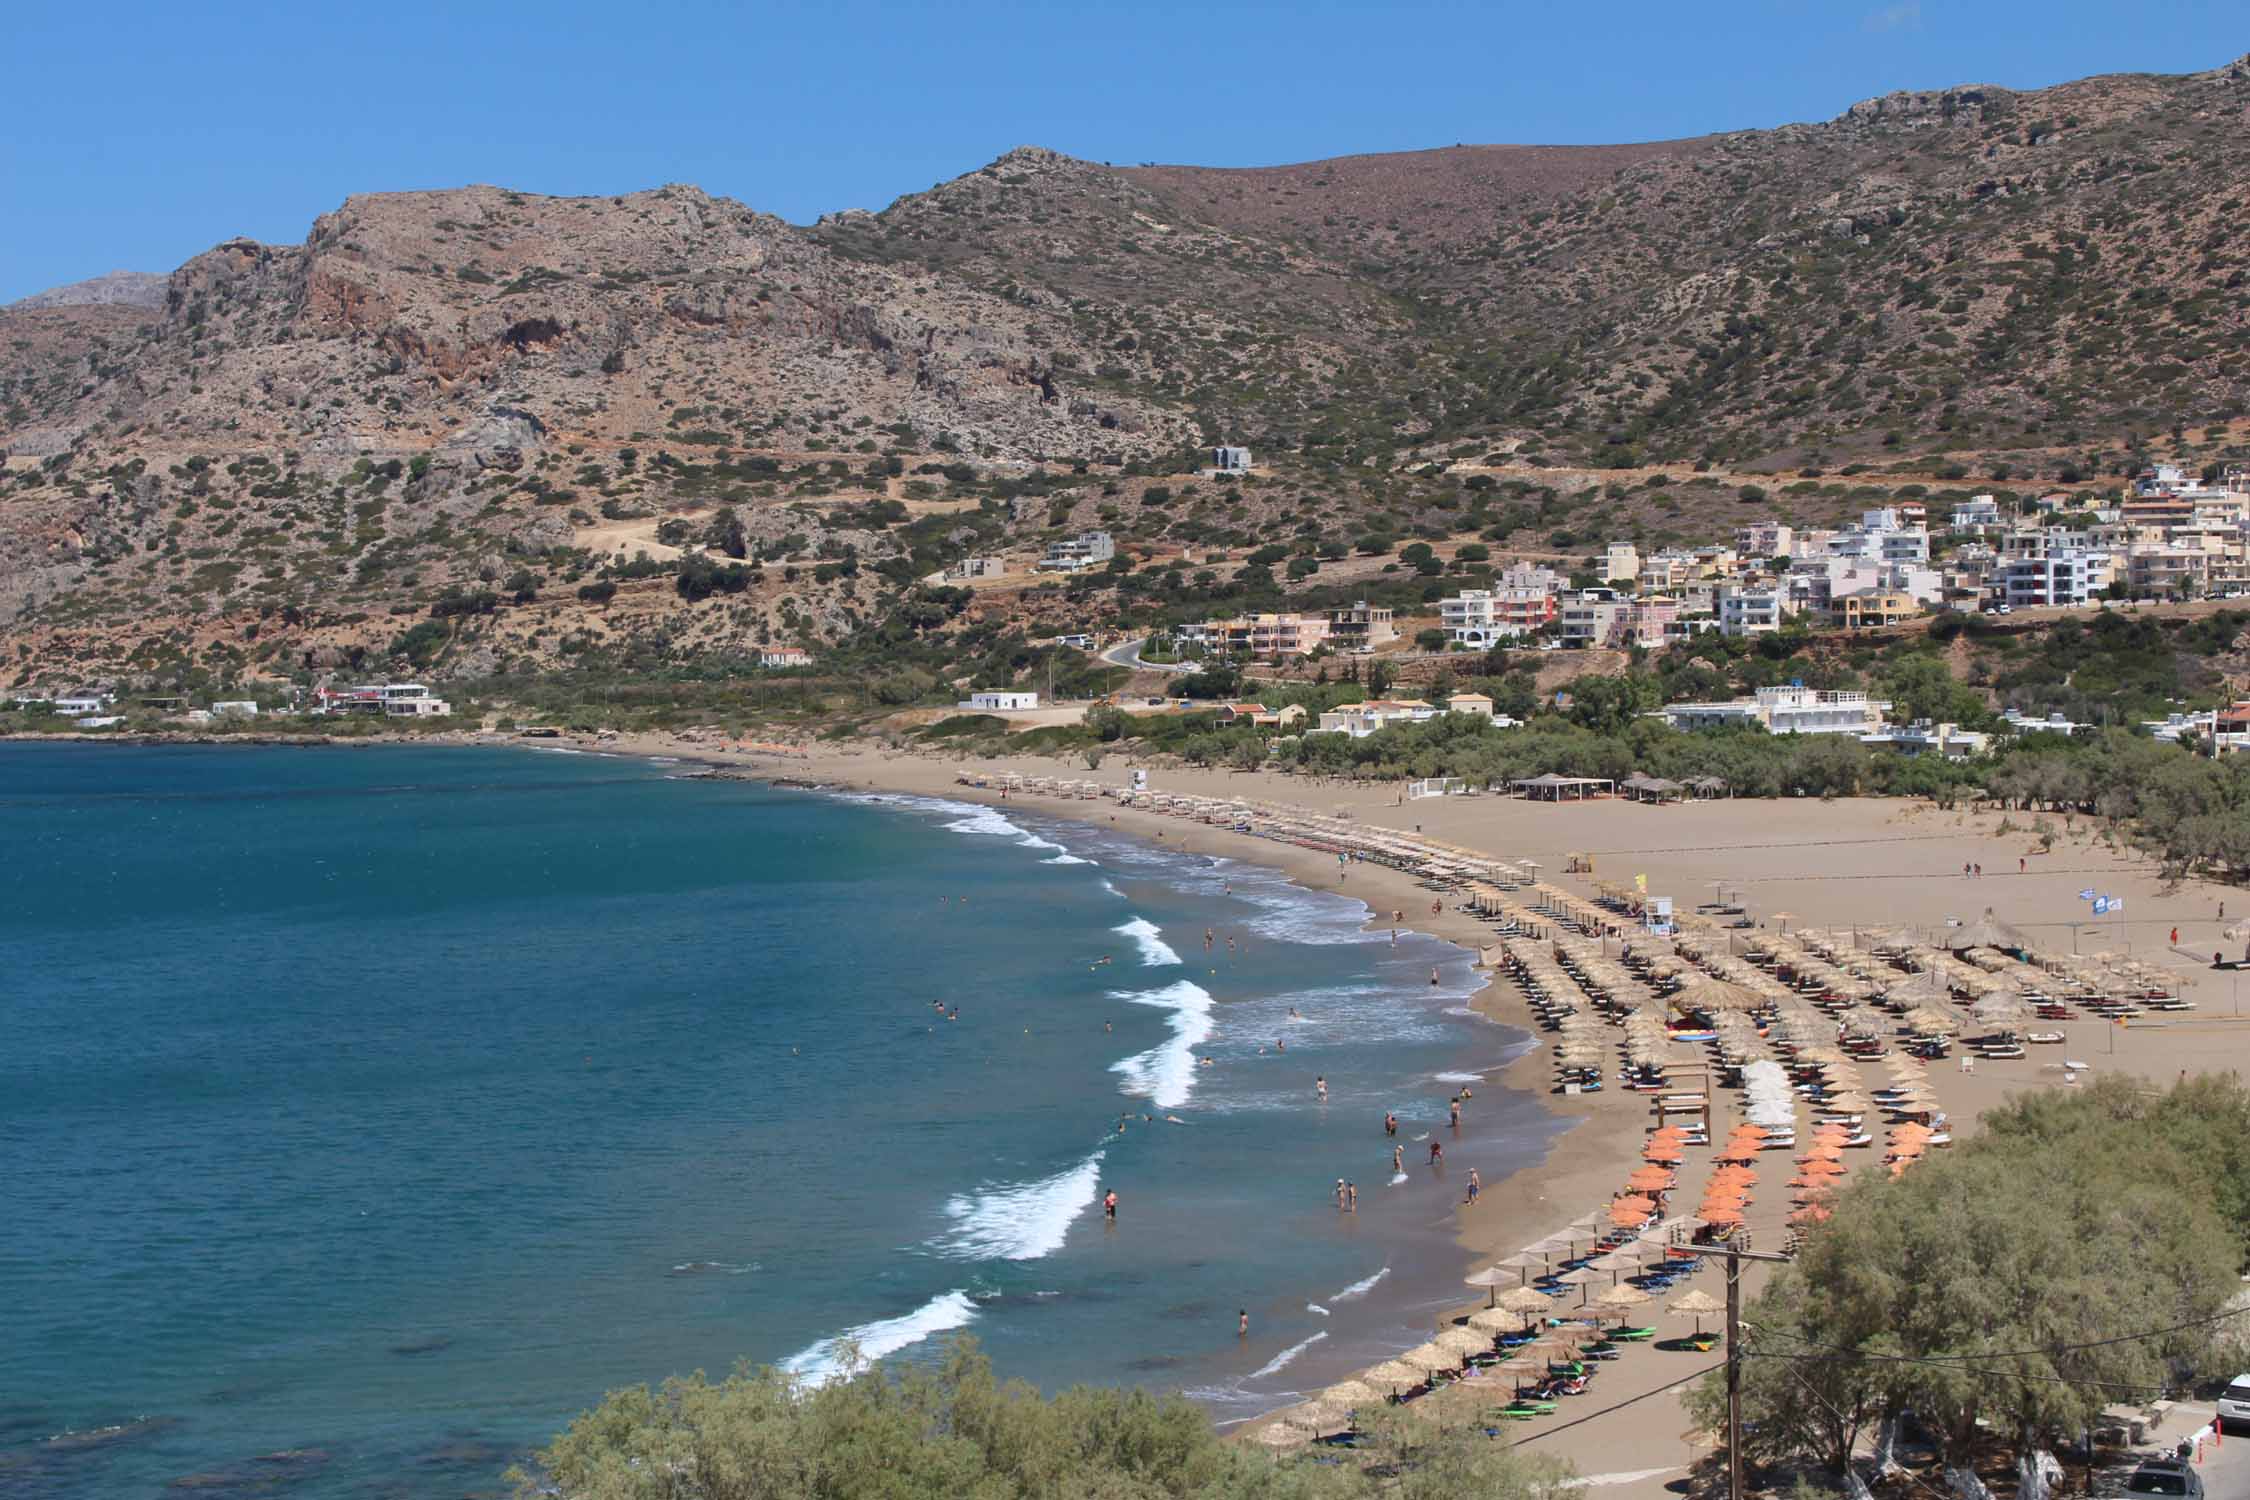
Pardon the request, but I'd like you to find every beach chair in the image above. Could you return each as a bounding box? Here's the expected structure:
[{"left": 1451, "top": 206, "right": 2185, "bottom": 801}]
[{"left": 1611, "top": 1325, "right": 1658, "bottom": 1342}]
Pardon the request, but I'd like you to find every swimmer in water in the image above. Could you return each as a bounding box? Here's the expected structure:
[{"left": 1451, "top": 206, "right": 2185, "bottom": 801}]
[
  {"left": 1384, "top": 1111, "right": 1398, "bottom": 1137},
  {"left": 1449, "top": 1098, "right": 1462, "bottom": 1128},
  {"left": 1346, "top": 1182, "right": 1357, "bottom": 1211},
  {"left": 1288, "top": 1006, "right": 1301, "bottom": 1020},
  {"left": 1316, "top": 1075, "right": 1328, "bottom": 1102},
  {"left": 1429, "top": 967, "right": 1440, "bottom": 986}
]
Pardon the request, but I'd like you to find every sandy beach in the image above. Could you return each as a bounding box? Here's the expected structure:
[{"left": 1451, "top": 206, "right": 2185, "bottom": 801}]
[{"left": 479, "top": 730, "right": 2249, "bottom": 1489}]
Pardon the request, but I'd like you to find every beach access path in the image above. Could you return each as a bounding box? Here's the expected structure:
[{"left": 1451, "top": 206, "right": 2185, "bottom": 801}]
[{"left": 570, "top": 733, "right": 2245, "bottom": 1495}]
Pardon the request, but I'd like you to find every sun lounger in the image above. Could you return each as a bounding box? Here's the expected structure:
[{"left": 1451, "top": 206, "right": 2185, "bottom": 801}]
[{"left": 1611, "top": 1326, "right": 1657, "bottom": 1341}]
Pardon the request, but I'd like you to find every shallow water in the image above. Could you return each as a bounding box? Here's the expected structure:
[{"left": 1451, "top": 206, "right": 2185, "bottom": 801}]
[{"left": 0, "top": 744, "right": 1560, "bottom": 1495}]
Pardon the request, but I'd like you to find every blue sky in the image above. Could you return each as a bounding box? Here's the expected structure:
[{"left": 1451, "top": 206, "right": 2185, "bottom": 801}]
[{"left": 3, "top": 0, "right": 2242, "bottom": 301}]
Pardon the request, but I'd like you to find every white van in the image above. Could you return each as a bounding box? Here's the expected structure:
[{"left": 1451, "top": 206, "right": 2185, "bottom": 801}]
[{"left": 2217, "top": 1373, "right": 2250, "bottom": 1431}]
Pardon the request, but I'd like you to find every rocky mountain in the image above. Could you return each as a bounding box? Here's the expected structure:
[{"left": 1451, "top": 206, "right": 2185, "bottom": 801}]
[
  {"left": 4, "top": 52, "right": 2249, "bottom": 689},
  {"left": 9, "top": 270, "right": 169, "bottom": 310}
]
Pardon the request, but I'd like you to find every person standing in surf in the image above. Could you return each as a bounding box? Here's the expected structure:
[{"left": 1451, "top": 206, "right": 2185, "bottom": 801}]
[{"left": 1103, "top": 1189, "right": 1118, "bottom": 1222}]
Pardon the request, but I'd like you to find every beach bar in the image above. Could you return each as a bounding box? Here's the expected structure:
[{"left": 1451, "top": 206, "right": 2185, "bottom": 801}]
[{"left": 1511, "top": 774, "right": 1615, "bottom": 802}]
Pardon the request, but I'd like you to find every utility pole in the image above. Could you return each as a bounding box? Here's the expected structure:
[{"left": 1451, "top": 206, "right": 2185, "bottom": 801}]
[{"left": 1701, "top": 1241, "right": 1792, "bottom": 1500}]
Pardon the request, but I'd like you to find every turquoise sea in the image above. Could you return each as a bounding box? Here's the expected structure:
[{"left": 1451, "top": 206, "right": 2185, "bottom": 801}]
[{"left": 0, "top": 744, "right": 1561, "bottom": 1497}]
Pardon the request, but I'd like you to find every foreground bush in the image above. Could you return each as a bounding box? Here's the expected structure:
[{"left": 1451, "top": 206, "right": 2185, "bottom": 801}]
[{"left": 515, "top": 1340, "right": 1573, "bottom": 1499}]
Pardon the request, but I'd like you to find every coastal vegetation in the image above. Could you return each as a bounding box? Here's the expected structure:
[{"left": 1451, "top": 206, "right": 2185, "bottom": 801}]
[
  {"left": 1689, "top": 1076, "right": 2250, "bottom": 1496},
  {"left": 513, "top": 1341, "right": 1572, "bottom": 1500}
]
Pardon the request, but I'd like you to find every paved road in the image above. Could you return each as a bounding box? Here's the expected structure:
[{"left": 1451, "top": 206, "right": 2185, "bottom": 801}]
[{"left": 1100, "top": 637, "right": 1195, "bottom": 673}]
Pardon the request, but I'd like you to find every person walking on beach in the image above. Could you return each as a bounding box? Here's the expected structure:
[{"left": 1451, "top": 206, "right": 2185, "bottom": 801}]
[
  {"left": 1465, "top": 1168, "right": 1481, "bottom": 1205},
  {"left": 1449, "top": 1098, "right": 1462, "bottom": 1128},
  {"left": 2172, "top": 926, "right": 2181, "bottom": 947},
  {"left": 1428, "top": 1140, "right": 1444, "bottom": 1164},
  {"left": 1392, "top": 1144, "right": 1404, "bottom": 1174},
  {"left": 1346, "top": 1182, "right": 1357, "bottom": 1211},
  {"left": 2019, "top": 857, "right": 2026, "bottom": 874},
  {"left": 1335, "top": 1178, "right": 1347, "bottom": 1209},
  {"left": 1238, "top": 1310, "right": 1249, "bottom": 1338}
]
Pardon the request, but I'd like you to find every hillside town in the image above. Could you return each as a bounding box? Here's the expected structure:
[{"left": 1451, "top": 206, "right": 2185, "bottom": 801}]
[{"left": 1160, "top": 464, "right": 2250, "bottom": 663}]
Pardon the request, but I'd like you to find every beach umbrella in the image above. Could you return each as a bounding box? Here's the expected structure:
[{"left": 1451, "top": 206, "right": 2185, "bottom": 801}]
[
  {"left": 1320, "top": 1379, "right": 1382, "bottom": 1410},
  {"left": 1496, "top": 1285, "right": 1555, "bottom": 1324},
  {"left": 1464, "top": 1264, "right": 1518, "bottom": 1305},
  {"left": 1699, "top": 1205, "right": 1745, "bottom": 1228},
  {"left": 1436, "top": 1326, "right": 1492, "bottom": 1359},
  {"left": 1626, "top": 1165, "right": 1677, "bottom": 1192},
  {"left": 1593, "top": 1282, "right": 1652, "bottom": 1321},
  {"left": 1671, "top": 976, "right": 1767, "bottom": 1015},
  {"left": 1362, "top": 1359, "right": 1426, "bottom": 1394},
  {"left": 1800, "top": 1156, "right": 1846, "bottom": 1177},
  {"left": 1788, "top": 1202, "right": 1834, "bottom": 1226},
  {"left": 1468, "top": 1307, "right": 1521, "bottom": 1334},
  {"left": 1398, "top": 1341, "right": 1459, "bottom": 1374},
  {"left": 1613, "top": 1192, "right": 1658, "bottom": 1216},
  {"left": 1972, "top": 993, "right": 2031, "bottom": 1030},
  {"left": 1948, "top": 908, "right": 2029, "bottom": 953},
  {"left": 1668, "top": 1288, "right": 1723, "bottom": 1334},
  {"left": 1644, "top": 1143, "right": 1685, "bottom": 1164},
  {"left": 1248, "top": 1422, "right": 1309, "bottom": 1448}
]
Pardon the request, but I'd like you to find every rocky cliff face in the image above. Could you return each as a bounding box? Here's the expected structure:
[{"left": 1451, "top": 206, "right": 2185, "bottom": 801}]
[
  {"left": 8, "top": 270, "right": 169, "bottom": 310},
  {"left": 4, "top": 52, "right": 2248, "bottom": 685}
]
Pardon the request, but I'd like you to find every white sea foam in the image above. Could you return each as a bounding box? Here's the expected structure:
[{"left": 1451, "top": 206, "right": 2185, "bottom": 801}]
[
  {"left": 1099, "top": 879, "right": 1122, "bottom": 897},
  {"left": 938, "top": 1151, "right": 1105, "bottom": 1261},
  {"left": 670, "top": 1260, "right": 759, "bottom": 1276},
  {"left": 1330, "top": 1267, "right": 1391, "bottom": 1302},
  {"left": 1388, "top": 1172, "right": 1410, "bottom": 1186},
  {"left": 1114, "top": 917, "right": 1182, "bottom": 967},
  {"left": 940, "top": 805, "right": 1036, "bottom": 840},
  {"left": 1306, "top": 1303, "right": 1331, "bottom": 1317},
  {"left": 1108, "top": 980, "right": 1215, "bottom": 1109},
  {"left": 781, "top": 1290, "right": 979, "bottom": 1386},
  {"left": 1249, "top": 1331, "right": 1328, "bottom": 1379},
  {"left": 1432, "top": 1071, "right": 1485, "bottom": 1084},
  {"left": 1042, "top": 853, "right": 1091, "bottom": 865}
]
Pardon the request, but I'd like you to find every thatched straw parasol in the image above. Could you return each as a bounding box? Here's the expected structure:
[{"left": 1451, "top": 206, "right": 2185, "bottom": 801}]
[
  {"left": 1668, "top": 1287, "right": 1723, "bottom": 1334},
  {"left": 1971, "top": 993, "right": 2031, "bottom": 1029},
  {"left": 1495, "top": 1284, "right": 1555, "bottom": 1323},
  {"left": 1398, "top": 1341, "right": 1459, "bottom": 1374},
  {"left": 1436, "top": 1326, "right": 1492, "bottom": 1359},
  {"left": 1670, "top": 976, "right": 1768, "bottom": 1015},
  {"left": 1593, "top": 1282, "right": 1653, "bottom": 1320},
  {"left": 1248, "top": 1422, "right": 1309, "bottom": 1448},
  {"left": 1363, "top": 1359, "right": 1426, "bottom": 1393},
  {"left": 1321, "top": 1379, "right": 1382, "bottom": 1409},
  {"left": 1947, "top": 908, "right": 2030, "bottom": 953}
]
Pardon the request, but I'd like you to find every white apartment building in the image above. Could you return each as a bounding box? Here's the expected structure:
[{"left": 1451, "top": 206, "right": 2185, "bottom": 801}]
[
  {"left": 1557, "top": 590, "right": 1626, "bottom": 648},
  {"left": 1658, "top": 686, "right": 1891, "bottom": 737},
  {"left": 1736, "top": 523, "right": 1793, "bottom": 559},
  {"left": 1035, "top": 531, "right": 1115, "bottom": 572},
  {"left": 1312, "top": 699, "right": 1439, "bottom": 737},
  {"left": 1951, "top": 495, "right": 2004, "bottom": 532},
  {"left": 1603, "top": 543, "right": 1641, "bottom": 584},
  {"left": 1999, "top": 549, "right": 2109, "bottom": 608},
  {"left": 1717, "top": 587, "right": 1788, "bottom": 638}
]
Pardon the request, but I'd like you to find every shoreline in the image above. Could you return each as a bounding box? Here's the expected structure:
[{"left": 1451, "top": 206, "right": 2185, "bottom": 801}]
[
  {"left": 590, "top": 737, "right": 1651, "bottom": 1415},
  {"left": 17, "top": 731, "right": 2244, "bottom": 1495}
]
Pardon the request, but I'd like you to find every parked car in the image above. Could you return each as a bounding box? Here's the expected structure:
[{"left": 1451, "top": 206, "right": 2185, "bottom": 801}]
[
  {"left": 2124, "top": 1457, "right": 2203, "bottom": 1499},
  {"left": 2217, "top": 1371, "right": 2250, "bottom": 1431}
]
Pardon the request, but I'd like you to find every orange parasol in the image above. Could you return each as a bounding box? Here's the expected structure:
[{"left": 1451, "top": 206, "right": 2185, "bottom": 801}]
[{"left": 1626, "top": 1166, "right": 1676, "bottom": 1192}]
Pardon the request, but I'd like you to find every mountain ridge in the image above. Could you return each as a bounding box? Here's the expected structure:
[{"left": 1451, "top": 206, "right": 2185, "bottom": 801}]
[{"left": 4, "top": 50, "right": 2249, "bottom": 687}]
